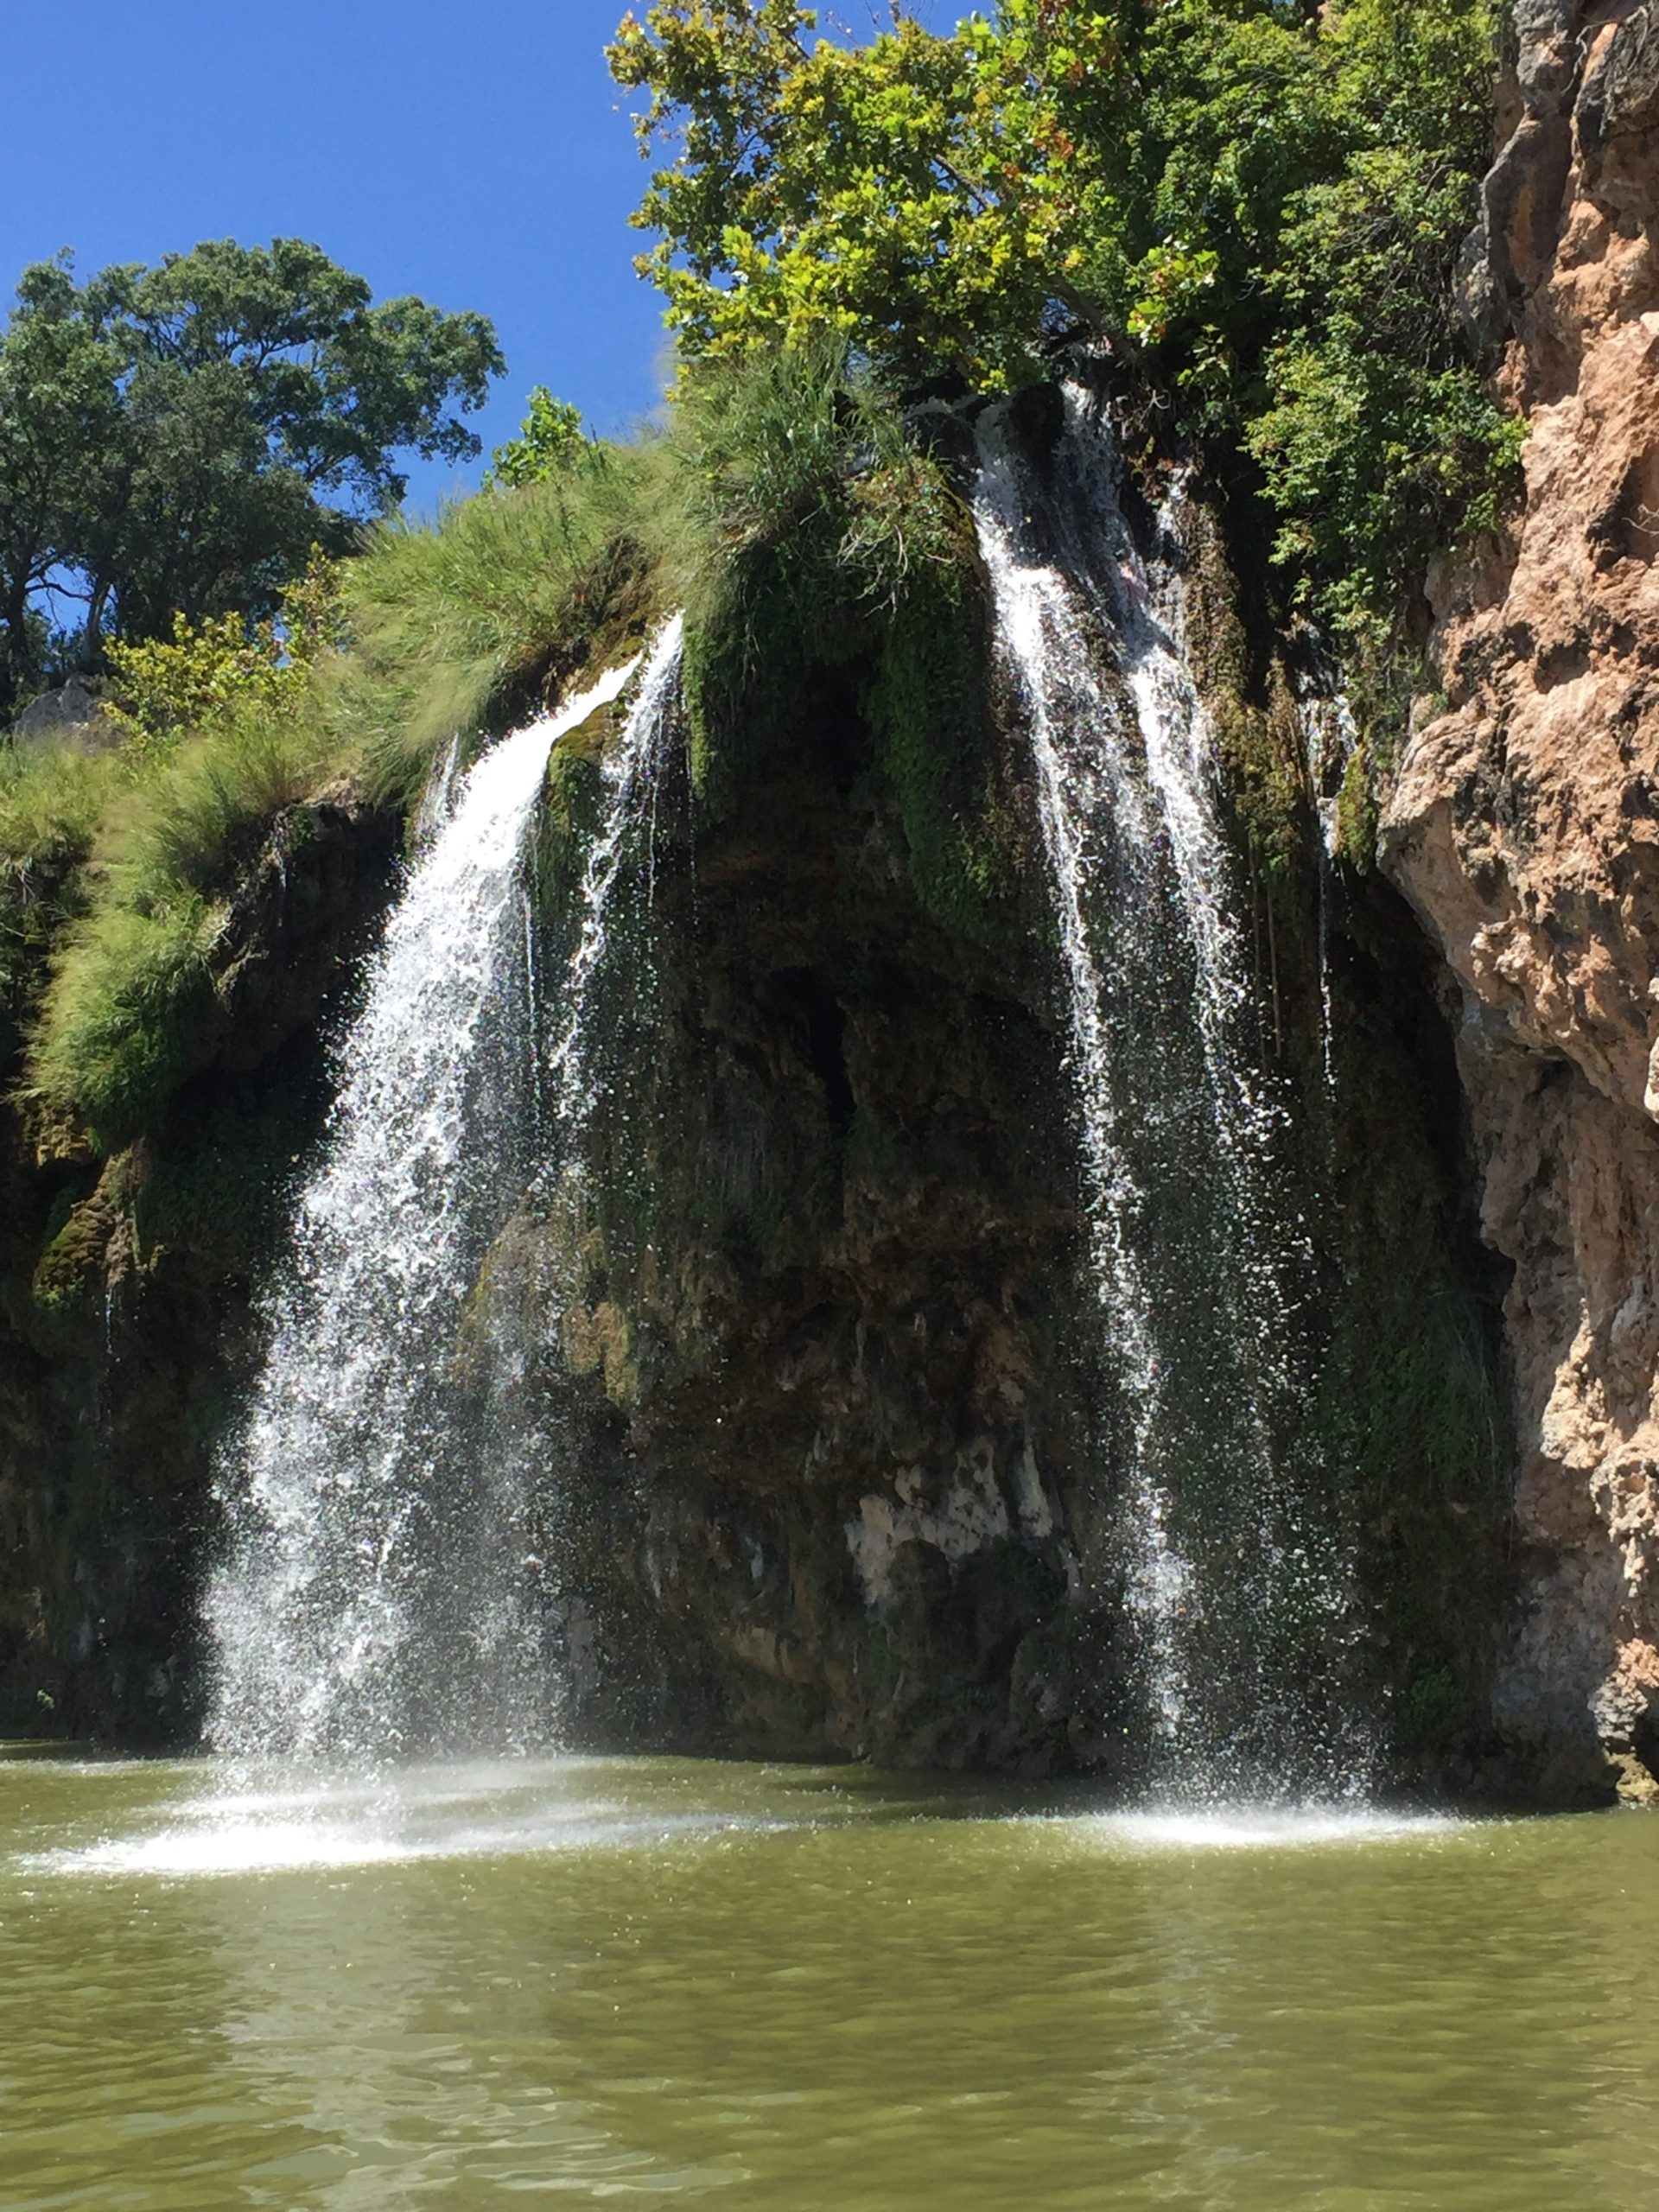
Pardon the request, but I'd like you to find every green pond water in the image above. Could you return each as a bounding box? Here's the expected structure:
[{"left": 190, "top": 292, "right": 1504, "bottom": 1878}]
[{"left": 1, "top": 1754, "right": 1656, "bottom": 2209}]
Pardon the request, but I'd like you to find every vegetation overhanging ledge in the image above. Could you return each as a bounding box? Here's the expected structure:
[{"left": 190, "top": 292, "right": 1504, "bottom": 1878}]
[{"left": 2, "top": 0, "right": 1511, "bottom": 1163}]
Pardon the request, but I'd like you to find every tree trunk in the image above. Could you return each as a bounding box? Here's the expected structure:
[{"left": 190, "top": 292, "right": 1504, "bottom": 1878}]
[
  {"left": 80, "top": 576, "right": 112, "bottom": 672},
  {"left": 0, "top": 571, "right": 31, "bottom": 724}
]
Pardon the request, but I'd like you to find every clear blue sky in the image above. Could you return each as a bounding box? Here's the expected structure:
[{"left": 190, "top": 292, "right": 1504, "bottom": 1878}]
[{"left": 2, "top": 0, "right": 965, "bottom": 516}]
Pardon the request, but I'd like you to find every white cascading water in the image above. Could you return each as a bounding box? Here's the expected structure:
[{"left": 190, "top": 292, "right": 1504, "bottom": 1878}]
[
  {"left": 207, "top": 637, "right": 683, "bottom": 1762},
  {"left": 1296, "top": 676, "right": 1361, "bottom": 1102},
  {"left": 973, "top": 427, "right": 1198, "bottom": 1750},
  {"left": 457, "top": 615, "right": 686, "bottom": 1643},
  {"left": 975, "top": 388, "right": 1368, "bottom": 1797},
  {"left": 548, "top": 615, "right": 684, "bottom": 1136}
]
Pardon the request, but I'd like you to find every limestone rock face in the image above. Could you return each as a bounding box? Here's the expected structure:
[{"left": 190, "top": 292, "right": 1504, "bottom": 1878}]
[{"left": 1383, "top": 0, "right": 1659, "bottom": 1801}]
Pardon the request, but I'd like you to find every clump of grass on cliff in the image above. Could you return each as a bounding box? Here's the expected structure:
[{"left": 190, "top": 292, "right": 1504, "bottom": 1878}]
[
  {"left": 13, "top": 565, "right": 353, "bottom": 1141},
  {"left": 22, "top": 698, "right": 347, "bottom": 1145},
  {"left": 11, "top": 340, "right": 1004, "bottom": 1143},
  {"left": 26, "top": 897, "right": 221, "bottom": 1147},
  {"left": 0, "top": 741, "right": 114, "bottom": 864},
  {"left": 0, "top": 742, "right": 119, "bottom": 1058},
  {"left": 336, "top": 447, "right": 652, "bottom": 803},
  {"left": 658, "top": 337, "right": 1010, "bottom": 933}
]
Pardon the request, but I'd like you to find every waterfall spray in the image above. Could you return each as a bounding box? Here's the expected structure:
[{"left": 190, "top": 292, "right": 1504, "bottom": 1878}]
[
  {"left": 975, "top": 391, "right": 1370, "bottom": 1798},
  {"left": 204, "top": 650, "right": 675, "bottom": 1762}
]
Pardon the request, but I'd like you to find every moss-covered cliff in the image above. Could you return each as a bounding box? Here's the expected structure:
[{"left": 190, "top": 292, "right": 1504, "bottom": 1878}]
[
  {"left": 0, "top": 788, "right": 398, "bottom": 1737},
  {"left": 0, "top": 343, "right": 1517, "bottom": 1793}
]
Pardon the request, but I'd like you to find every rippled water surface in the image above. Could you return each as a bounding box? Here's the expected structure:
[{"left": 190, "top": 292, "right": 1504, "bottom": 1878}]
[{"left": 2, "top": 1752, "right": 1655, "bottom": 2209}]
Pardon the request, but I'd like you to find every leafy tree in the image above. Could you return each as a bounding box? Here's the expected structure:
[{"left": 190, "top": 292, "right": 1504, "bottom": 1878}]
[
  {"left": 0, "top": 272, "right": 126, "bottom": 715},
  {"left": 485, "top": 387, "right": 589, "bottom": 489},
  {"left": 607, "top": 2, "right": 1134, "bottom": 388},
  {"left": 103, "top": 547, "right": 346, "bottom": 756},
  {"left": 609, "top": 0, "right": 1511, "bottom": 639},
  {"left": 0, "top": 239, "right": 504, "bottom": 716},
  {"left": 1243, "top": 0, "right": 1517, "bottom": 636}
]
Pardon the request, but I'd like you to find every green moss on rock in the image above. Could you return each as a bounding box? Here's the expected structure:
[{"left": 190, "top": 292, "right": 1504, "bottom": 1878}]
[{"left": 862, "top": 519, "right": 1018, "bottom": 942}]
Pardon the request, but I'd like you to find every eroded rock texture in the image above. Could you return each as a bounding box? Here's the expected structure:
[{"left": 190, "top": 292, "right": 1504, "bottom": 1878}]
[
  {"left": 495, "top": 610, "right": 1119, "bottom": 1772},
  {"left": 1384, "top": 0, "right": 1659, "bottom": 1801}
]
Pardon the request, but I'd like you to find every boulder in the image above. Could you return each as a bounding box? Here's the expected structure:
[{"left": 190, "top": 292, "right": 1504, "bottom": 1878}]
[{"left": 10, "top": 679, "right": 118, "bottom": 752}]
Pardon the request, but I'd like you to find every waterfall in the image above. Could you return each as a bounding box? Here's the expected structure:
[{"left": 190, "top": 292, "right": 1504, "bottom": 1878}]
[
  {"left": 974, "top": 391, "right": 1368, "bottom": 1798},
  {"left": 548, "top": 615, "right": 684, "bottom": 1139},
  {"left": 449, "top": 614, "right": 686, "bottom": 1685},
  {"left": 1296, "top": 676, "right": 1361, "bottom": 1103},
  {"left": 206, "top": 638, "right": 681, "bottom": 1762},
  {"left": 973, "top": 423, "right": 1198, "bottom": 1751}
]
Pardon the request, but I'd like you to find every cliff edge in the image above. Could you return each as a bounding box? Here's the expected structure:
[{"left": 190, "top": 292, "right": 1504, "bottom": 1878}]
[{"left": 1383, "top": 0, "right": 1659, "bottom": 1799}]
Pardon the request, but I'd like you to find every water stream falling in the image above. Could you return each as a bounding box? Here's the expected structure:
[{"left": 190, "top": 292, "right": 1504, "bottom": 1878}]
[
  {"left": 456, "top": 615, "right": 686, "bottom": 1667},
  {"left": 206, "top": 641, "right": 682, "bottom": 1762},
  {"left": 1296, "top": 674, "right": 1361, "bottom": 1103},
  {"left": 974, "top": 389, "right": 1368, "bottom": 1797},
  {"left": 548, "top": 615, "right": 684, "bottom": 1139},
  {"left": 973, "top": 421, "right": 1198, "bottom": 1753}
]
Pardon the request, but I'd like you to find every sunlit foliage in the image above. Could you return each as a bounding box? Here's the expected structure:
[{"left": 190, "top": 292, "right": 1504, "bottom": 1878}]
[{"left": 609, "top": 0, "right": 1511, "bottom": 639}]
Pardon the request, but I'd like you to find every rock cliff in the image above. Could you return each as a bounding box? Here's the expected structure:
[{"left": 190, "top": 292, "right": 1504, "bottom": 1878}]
[
  {"left": 486, "top": 416, "right": 1510, "bottom": 1788},
  {"left": 0, "top": 792, "right": 397, "bottom": 1738},
  {"left": 0, "top": 414, "right": 1513, "bottom": 1785},
  {"left": 1383, "top": 0, "right": 1659, "bottom": 1800},
  {"left": 518, "top": 620, "right": 1106, "bottom": 1771}
]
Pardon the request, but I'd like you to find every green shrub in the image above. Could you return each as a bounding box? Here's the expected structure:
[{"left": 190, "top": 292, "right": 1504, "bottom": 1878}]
[
  {"left": 26, "top": 896, "right": 221, "bottom": 1146},
  {"left": 484, "top": 387, "right": 589, "bottom": 490},
  {"left": 1249, "top": 136, "right": 1524, "bottom": 645},
  {"left": 102, "top": 549, "right": 346, "bottom": 756},
  {"left": 0, "top": 742, "right": 123, "bottom": 1052}
]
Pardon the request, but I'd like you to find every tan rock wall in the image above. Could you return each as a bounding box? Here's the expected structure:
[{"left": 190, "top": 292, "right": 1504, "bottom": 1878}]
[{"left": 1383, "top": 0, "right": 1659, "bottom": 1800}]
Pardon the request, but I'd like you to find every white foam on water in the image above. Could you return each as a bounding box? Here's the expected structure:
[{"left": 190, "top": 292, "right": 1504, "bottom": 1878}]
[
  {"left": 10, "top": 1751, "right": 1478, "bottom": 1881},
  {"left": 32, "top": 1809, "right": 783, "bottom": 1880},
  {"left": 25, "top": 1758, "right": 785, "bottom": 1880},
  {"left": 1052, "top": 1804, "right": 1467, "bottom": 1854}
]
